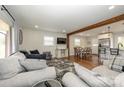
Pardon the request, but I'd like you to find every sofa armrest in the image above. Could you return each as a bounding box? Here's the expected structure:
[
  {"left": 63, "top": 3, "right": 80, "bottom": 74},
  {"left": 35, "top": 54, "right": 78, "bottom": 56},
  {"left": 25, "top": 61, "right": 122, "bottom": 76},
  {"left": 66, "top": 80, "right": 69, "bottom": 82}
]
[
  {"left": 62, "top": 72, "right": 88, "bottom": 87},
  {"left": 0, "top": 67, "right": 56, "bottom": 87}
]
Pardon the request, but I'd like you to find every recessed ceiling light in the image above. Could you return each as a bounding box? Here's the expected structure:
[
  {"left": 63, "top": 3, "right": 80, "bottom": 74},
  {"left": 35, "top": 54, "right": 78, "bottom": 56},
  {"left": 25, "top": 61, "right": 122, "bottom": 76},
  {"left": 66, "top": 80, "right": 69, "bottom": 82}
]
[
  {"left": 35, "top": 25, "right": 38, "bottom": 28},
  {"left": 109, "top": 5, "right": 115, "bottom": 10},
  {"left": 62, "top": 29, "right": 66, "bottom": 33}
]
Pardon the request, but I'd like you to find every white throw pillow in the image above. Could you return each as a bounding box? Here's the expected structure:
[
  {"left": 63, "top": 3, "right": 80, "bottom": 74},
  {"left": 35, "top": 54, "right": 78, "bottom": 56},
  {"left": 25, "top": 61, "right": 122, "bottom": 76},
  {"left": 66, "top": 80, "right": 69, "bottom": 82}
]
[
  {"left": 74, "top": 63, "right": 111, "bottom": 87},
  {"left": 20, "top": 59, "right": 48, "bottom": 71},
  {"left": 0, "top": 57, "right": 24, "bottom": 80}
]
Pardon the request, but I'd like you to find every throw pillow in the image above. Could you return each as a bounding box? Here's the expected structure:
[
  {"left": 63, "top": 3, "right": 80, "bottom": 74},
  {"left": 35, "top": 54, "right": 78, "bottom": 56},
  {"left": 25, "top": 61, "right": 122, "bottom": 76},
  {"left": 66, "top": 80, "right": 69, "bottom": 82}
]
[
  {"left": 20, "top": 50, "right": 29, "bottom": 55},
  {"left": 30, "top": 50, "right": 40, "bottom": 54}
]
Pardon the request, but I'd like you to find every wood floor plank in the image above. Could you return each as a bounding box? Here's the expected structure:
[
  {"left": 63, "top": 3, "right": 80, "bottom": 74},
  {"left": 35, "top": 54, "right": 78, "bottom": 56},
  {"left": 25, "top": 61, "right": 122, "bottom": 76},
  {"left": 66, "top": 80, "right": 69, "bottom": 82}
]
[{"left": 65, "top": 55, "right": 99, "bottom": 70}]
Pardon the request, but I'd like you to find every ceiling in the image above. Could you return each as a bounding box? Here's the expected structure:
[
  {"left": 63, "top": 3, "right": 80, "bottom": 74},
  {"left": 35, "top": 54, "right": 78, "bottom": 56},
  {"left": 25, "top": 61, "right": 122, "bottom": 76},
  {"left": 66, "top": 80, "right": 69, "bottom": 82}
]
[
  {"left": 75, "top": 20, "right": 124, "bottom": 37},
  {"left": 6, "top": 5, "right": 124, "bottom": 33}
]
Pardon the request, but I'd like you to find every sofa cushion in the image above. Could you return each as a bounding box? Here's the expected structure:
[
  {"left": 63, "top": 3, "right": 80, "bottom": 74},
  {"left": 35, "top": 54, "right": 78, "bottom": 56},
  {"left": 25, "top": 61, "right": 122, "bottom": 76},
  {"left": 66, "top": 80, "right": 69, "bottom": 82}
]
[
  {"left": 62, "top": 72, "right": 88, "bottom": 87},
  {"left": 0, "top": 67, "right": 56, "bottom": 87},
  {"left": 92, "top": 65, "right": 120, "bottom": 80},
  {"left": 114, "top": 73, "right": 124, "bottom": 87},
  {"left": 0, "top": 57, "right": 24, "bottom": 80},
  {"left": 30, "top": 50, "right": 40, "bottom": 54},
  {"left": 103, "top": 56, "right": 124, "bottom": 72},
  {"left": 25, "top": 54, "right": 46, "bottom": 59},
  {"left": 74, "top": 63, "right": 111, "bottom": 87},
  {"left": 20, "top": 59, "right": 48, "bottom": 71}
]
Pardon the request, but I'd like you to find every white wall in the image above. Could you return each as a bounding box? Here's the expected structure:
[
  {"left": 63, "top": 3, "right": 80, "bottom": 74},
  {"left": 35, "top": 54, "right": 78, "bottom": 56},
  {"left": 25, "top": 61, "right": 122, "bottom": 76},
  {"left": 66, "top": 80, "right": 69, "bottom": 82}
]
[
  {"left": 69, "top": 35, "right": 88, "bottom": 55},
  {"left": 69, "top": 32, "right": 124, "bottom": 55},
  {"left": 69, "top": 35, "right": 99, "bottom": 55},
  {"left": 19, "top": 29, "right": 67, "bottom": 57},
  {"left": 90, "top": 36, "right": 98, "bottom": 54}
]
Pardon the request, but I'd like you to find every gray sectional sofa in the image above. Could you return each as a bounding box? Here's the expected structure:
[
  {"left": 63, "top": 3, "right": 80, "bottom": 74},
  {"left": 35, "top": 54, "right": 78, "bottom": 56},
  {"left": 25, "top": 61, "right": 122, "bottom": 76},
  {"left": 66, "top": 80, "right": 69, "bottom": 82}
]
[
  {"left": 0, "top": 52, "right": 56, "bottom": 87},
  {"left": 0, "top": 51, "right": 124, "bottom": 87},
  {"left": 62, "top": 61, "right": 124, "bottom": 87}
]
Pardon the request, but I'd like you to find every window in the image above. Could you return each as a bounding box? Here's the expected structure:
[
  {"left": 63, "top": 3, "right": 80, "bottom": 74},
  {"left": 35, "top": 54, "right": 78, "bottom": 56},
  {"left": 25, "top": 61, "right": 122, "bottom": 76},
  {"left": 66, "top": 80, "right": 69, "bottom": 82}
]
[
  {"left": 0, "top": 19, "right": 10, "bottom": 58},
  {"left": 0, "top": 31, "right": 6, "bottom": 58},
  {"left": 74, "top": 38, "right": 81, "bottom": 46},
  {"left": 44, "top": 36, "right": 54, "bottom": 46},
  {"left": 118, "top": 36, "right": 124, "bottom": 49}
]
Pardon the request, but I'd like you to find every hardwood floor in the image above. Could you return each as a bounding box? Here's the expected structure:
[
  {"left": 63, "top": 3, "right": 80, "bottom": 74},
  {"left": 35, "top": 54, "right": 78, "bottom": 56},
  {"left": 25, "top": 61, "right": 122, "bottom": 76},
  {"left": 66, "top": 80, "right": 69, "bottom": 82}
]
[{"left": 65, "top": 55, "right": 100, "bottom": 70}]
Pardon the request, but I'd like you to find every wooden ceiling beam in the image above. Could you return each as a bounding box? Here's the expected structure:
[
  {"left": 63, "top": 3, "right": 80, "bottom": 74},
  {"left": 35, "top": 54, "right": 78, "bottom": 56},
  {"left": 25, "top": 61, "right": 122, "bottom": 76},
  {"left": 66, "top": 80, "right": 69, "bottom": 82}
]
[{"left": 67, "top": 14, "right": 124, "bottom": 36}]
